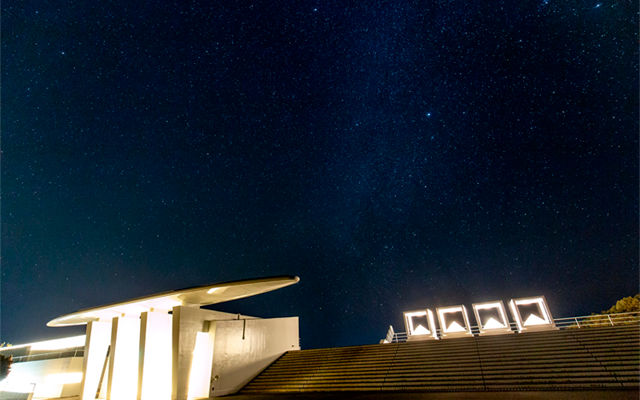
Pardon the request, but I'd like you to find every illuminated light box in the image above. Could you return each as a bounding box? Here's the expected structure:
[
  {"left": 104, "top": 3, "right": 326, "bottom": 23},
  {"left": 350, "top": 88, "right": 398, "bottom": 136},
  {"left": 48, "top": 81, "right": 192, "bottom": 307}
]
[
  {"left": 403, "top": 310, "right": 438, "bottom": 340},
  {"left": 509, "top": 296, "right": 557, "bottom": 333},
  {"left": 436, "top": 305, "right": 473, "bottom": 338},
  {"left": 472, "top": 301, "right": 514, "bottom": 336}
]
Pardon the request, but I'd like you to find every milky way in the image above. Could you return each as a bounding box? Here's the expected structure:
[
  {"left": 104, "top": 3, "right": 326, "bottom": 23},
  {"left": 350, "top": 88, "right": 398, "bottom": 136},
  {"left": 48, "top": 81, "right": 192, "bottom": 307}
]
[{"left": 2, "top": 0, "right": 637, "bottom": 349}]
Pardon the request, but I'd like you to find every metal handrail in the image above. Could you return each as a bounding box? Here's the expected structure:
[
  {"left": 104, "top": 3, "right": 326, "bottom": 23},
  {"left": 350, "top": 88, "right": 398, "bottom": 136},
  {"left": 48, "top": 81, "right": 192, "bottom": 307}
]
[
  {"left": 383, "top": 311, "right": 640, "bottom": 343},
  {"left": 11, "top": 349, "right": 84, "bottom": 363}
]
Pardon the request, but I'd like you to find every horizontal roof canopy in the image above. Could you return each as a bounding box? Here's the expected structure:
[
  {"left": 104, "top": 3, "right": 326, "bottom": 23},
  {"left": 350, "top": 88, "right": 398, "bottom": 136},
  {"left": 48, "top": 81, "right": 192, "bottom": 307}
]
[{"left": 47, "top": 275, "right": 299, "bottom": 327}]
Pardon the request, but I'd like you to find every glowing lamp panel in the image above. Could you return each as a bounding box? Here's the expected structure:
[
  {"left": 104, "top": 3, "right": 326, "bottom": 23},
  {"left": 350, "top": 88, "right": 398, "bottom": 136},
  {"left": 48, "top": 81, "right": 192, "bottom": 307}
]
[
  {"left": 139, "top": 312, "right": 172, "bottom": 400},
  {"left": 472, "top": 301, "right": 513, "bottom": 335},
  {"left": 187, "top": 331, "right": 215, "bottom": 399},
  {"left": 108, "top": 317, "right": 140, "bottom": 400},
  {"left": 404, "top": 310, "right": 438, "bottom": 340},
  {"left": 509, "top": 296, "right": 556, "bottom": 333},
  {"left": 436, "top": 306, "right": 473, "bottom": 338}
]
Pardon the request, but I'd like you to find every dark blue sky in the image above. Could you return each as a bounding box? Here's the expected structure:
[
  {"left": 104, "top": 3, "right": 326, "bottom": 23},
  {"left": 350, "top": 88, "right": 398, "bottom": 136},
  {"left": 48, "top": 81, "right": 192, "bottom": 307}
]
[{"left": 2, "top": 0, "right": 638, "bottom": 349}]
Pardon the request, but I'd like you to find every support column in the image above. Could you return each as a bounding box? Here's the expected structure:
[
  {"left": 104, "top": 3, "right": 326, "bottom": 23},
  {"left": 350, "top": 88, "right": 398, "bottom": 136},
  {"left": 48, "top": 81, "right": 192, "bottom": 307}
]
[
  {"left": 80, "top": 321, "right": 112, "bottom": 400},
  {"left": 138, "top": 311, "right": 172, "bottom": 400},
  {"left": 107, "top": 316, "right": 140, "bottom": 400}
]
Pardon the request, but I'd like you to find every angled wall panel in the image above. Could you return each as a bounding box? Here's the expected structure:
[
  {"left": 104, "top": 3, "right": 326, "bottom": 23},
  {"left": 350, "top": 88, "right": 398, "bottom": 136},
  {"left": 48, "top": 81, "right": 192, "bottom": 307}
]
[{"left": 80, "top": 321, "right": 112, "bottom": 400}]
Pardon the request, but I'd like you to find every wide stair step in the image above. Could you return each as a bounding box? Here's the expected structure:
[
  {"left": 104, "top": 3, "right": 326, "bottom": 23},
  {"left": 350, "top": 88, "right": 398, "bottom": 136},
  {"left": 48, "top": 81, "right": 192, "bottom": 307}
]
[{"left": 240, "top": 324, "right": 639, "bottom": 393}]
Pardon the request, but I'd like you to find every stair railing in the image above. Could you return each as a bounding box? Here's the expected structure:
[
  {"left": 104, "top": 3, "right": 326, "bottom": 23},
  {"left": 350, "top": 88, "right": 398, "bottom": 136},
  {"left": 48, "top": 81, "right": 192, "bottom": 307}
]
[
  {"left": 11, "top": 349, "right": 85, "bottom": 363},
  {"left": 383, "top": 311, "right": 640, "bottom": 343}
]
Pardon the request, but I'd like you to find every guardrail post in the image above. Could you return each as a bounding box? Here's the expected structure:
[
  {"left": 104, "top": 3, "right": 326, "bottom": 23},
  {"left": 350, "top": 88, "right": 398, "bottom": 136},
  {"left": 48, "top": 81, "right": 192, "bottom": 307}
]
[
  {"left": 575, "top": 317, "right": 580, "bottom": 328},
  {"left": 607, "top": 314, "right": 614, "bottom": 326}
]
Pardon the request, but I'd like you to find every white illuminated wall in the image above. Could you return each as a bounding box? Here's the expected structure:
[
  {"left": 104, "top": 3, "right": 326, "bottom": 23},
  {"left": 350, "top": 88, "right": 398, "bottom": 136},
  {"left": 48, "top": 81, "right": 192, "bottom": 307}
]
[
  {"left": 209, "top": 317, "right": 300, "bottom": 397},
  {"left": 3, "top": 355, "right": 84, "bottom": 399},
  {"left": 171, "top": 307, "right": 252, "bottom": 400},
  {"left": 170, "top": 306, "right": 299, "bottom": 399},
  {"left": 5, "top": 308, "right": 299, "bottom": 400}
]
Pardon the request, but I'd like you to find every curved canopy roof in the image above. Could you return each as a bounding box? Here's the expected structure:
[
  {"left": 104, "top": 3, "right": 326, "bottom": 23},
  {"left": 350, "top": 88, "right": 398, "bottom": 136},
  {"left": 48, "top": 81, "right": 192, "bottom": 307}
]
[{"left": 47, "top": 275, "right": 299, "bottom": 327}]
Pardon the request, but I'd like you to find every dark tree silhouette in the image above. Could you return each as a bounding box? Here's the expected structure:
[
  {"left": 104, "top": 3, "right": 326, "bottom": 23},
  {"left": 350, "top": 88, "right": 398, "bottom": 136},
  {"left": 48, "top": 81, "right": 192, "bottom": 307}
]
[{"left": 0, "top": 354, "right": 12, "bottom": 380}]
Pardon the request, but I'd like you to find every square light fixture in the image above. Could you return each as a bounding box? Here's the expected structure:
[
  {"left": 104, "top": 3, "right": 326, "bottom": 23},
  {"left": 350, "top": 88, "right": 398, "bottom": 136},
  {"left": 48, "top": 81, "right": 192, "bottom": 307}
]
[
  {"left": 472, "top": 300, "right": 513, "bottom": 336},
  {"left": 509, "top": 296, "right": 557, "bottom": 333},
  {"left": 403, "top": 309, "right": 438, "bottom": 340},
  {"left": 436, "top": 305, "right": 473, "bottom": 338}
]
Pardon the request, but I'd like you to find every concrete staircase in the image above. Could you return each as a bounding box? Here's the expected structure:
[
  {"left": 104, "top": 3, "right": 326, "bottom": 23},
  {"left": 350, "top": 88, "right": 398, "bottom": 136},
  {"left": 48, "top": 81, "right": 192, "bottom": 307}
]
[{"left": 240, "top": 324, "right": 639, "bottom": 393}]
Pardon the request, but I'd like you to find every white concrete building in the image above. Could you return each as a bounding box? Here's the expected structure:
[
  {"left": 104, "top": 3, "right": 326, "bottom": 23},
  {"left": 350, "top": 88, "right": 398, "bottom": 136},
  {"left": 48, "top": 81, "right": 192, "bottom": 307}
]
[{"left": 0, "top": 276, "right": 300, "bottom": 400}]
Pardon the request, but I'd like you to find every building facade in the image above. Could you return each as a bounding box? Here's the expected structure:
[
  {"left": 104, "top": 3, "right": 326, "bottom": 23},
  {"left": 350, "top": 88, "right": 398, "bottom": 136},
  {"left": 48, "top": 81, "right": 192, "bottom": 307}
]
[{"left": 1, "top": 276, "right": 300, "bottom": 400}]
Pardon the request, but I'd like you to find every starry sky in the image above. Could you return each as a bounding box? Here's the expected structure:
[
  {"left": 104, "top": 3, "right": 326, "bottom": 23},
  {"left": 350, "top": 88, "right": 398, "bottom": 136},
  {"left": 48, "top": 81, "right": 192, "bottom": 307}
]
[{"left": 2, "top": 0, "right": 638, "bottom": 350}]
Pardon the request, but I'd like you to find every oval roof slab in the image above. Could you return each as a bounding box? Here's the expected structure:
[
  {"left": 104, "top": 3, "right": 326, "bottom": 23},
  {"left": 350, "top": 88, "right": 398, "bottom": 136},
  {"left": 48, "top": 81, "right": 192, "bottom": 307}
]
[{"left": 48, "top": 275, "right": 299, "bottom": 327}]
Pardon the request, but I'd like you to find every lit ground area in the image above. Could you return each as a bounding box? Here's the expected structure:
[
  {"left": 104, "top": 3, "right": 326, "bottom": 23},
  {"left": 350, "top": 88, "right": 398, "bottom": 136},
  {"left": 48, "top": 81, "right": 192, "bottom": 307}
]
[{"left": 228, "top": 391, "right": 640, "bottom": 400}]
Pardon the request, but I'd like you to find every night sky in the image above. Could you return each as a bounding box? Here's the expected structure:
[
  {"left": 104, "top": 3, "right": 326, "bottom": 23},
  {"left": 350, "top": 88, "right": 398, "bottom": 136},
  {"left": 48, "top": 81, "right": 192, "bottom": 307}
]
[{"left": 2, "top": 0, "right": 638, "bottom": 350}]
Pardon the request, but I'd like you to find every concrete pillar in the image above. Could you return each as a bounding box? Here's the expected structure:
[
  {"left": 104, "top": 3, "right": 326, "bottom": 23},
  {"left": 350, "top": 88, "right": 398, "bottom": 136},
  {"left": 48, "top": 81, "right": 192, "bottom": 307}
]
[
  {"left": 79, "top": 320, "right": 112, "bottom": 400},
  {"left": 107, "top": 316, "right": 140, "bottom": 400},
  {"left": 171, "top": 306, "right": 197, "bottom": 400},
  {"left": 138, "top": 311, "right": 172, "bottom": 400}
]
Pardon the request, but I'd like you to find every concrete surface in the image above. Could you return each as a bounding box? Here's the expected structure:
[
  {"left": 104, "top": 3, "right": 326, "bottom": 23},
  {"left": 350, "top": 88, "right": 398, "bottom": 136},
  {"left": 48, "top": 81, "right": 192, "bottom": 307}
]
[{"left": 227, "top": 390, "right": 640, "bottom": 400}]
